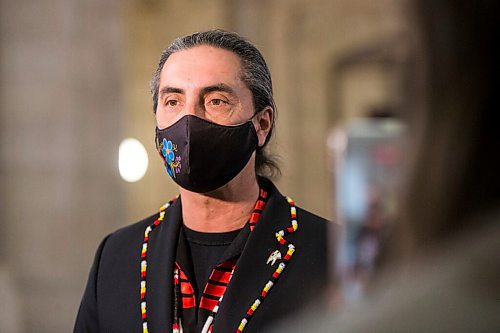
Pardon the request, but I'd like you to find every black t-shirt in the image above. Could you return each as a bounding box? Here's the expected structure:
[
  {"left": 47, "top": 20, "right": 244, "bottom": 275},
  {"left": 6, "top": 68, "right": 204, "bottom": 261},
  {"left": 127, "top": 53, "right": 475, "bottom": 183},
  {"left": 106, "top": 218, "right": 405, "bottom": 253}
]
[
  {"left": 174, "top": 187, "right": 269, "bottom": 332},
  {"left": 183, "top": 225, "right": 242, "bottom": 301}
]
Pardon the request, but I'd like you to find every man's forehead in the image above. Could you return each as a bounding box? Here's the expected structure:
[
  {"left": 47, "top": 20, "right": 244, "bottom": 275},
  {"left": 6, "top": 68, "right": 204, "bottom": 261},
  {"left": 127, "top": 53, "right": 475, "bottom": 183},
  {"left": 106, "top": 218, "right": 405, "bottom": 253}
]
[
  {"left": 165, "top": 45, "right": 242, "bottom": 71},
  {"left": 159, "top": 45, "right": 246, "bottom": 89}
]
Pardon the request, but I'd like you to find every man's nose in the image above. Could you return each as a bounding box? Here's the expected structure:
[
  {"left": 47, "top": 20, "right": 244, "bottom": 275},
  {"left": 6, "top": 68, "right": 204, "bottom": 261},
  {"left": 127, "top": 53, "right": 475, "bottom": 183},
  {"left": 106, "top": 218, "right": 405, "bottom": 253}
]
[{"left": 184, "top": 98, "right": 205, "bottom": 119}]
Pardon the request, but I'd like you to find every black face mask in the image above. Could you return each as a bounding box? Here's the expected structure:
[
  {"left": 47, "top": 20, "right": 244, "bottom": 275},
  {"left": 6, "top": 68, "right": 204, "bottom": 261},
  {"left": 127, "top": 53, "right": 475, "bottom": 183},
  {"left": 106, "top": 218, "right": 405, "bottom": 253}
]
[{"left": 155, "top": 115, "right": 258, "bottom": 193}]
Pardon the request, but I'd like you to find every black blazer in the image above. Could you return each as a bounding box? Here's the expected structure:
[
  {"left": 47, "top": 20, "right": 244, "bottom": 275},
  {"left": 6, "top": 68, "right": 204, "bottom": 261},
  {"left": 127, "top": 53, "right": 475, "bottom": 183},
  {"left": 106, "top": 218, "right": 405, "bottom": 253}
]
[{"left": 75, "top": 181, "right": 329, "bottom": 332}]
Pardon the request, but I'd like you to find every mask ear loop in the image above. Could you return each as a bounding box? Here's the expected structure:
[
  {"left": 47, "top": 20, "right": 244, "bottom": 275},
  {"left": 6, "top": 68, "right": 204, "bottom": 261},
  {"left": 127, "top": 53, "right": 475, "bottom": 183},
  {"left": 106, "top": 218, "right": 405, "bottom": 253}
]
[
  {"left": 247, "top": 110, "right": 265, "bottom": 149},
  {"left": 230, "top": 110, "right": 262, "bottom": 130},
  {"left": 250, "top": 110, "right": 259, "bottom": 120},
  {"left": 251, "top": 109, "right": 271, "bottom": 148},
  {"left": 154, "top": 128, "right": 160, "bottom": 149}
]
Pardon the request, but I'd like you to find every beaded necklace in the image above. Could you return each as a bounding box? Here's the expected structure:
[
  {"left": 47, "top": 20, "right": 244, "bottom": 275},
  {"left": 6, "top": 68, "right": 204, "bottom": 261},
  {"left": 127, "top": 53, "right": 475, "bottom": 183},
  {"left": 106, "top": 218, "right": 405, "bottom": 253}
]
[
  {"left": 139, "top": 192, "right": 298, "bottom": 333},
  {"left": 140, "top": 198, "right": 177, "bottom": 333},
  {"left": 236, "top": 196, "right": 298, "bottom": 332}
]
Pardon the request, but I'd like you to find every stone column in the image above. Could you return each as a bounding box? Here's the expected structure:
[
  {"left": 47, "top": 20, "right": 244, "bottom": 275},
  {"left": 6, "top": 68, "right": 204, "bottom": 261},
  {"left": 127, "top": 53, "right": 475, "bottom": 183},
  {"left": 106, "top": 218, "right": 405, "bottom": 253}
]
[{"left": 0, "top": 1, "right": 124, "bottom": 331}]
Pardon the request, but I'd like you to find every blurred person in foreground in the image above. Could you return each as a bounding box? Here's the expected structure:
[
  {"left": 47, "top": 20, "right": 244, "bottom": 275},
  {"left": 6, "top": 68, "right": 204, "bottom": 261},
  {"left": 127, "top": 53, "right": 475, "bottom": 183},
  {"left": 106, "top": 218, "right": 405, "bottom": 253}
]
[
  {"left": 74, "top": 30, "right": 328, "bottom": 333},
  {"left": 270, "top": 0, "right": 499, "bottom": 332}
]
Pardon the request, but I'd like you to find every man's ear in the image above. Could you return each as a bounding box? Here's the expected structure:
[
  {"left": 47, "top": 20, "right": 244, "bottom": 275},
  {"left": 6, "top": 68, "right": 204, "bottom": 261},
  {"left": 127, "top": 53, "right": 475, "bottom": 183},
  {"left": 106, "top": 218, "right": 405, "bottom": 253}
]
[{"left": 254, "top": 106, "right": 273, "bottom": 147}]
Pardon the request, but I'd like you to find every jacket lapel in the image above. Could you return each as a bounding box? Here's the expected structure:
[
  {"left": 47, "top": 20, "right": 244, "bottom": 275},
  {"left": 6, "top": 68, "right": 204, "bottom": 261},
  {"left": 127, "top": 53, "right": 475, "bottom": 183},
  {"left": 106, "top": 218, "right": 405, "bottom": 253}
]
[
  {"left": 145, "top": 199, "right": 183, "bottom": 333},
  {"left": 213, "top": 184, "right": 296, "bottom": 332}
]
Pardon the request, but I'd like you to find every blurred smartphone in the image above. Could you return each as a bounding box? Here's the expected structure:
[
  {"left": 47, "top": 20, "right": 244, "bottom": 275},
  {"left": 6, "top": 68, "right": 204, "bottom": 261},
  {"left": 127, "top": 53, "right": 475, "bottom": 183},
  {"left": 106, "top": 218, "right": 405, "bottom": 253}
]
[{"left": 328, "top": 115, "right": 404, "bottom": 306}]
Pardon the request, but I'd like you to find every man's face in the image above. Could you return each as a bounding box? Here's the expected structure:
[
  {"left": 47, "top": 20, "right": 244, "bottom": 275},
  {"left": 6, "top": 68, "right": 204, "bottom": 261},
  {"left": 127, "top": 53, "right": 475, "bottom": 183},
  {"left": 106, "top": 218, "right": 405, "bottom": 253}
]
[{"left": 156, "top": 45, "right": 255, "bottom": 129}]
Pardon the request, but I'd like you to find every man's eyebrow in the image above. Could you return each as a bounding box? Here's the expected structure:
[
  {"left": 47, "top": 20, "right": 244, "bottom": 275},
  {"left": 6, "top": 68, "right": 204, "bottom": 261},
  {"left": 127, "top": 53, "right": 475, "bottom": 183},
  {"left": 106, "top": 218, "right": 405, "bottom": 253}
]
[
  {"left": 159, "top": 87, "right": 184, "bottom": 95},
  {"left": 200, "top": 84, "right": 236, "bottom": 96}
]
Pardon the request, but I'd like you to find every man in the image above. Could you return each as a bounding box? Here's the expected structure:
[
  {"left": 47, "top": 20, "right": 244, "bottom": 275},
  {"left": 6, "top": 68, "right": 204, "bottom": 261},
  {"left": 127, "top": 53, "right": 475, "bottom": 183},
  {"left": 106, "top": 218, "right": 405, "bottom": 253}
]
[{"left": 75, "top": 30, "right": 328, "bottom": 333}]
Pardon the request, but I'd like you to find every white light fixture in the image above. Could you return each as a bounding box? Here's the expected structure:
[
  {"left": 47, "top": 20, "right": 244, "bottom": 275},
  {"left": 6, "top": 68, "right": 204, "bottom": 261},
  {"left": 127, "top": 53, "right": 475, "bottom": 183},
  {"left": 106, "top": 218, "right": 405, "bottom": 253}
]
[{"left": 119, "top": 138, "right": 149, "bottom": 182}]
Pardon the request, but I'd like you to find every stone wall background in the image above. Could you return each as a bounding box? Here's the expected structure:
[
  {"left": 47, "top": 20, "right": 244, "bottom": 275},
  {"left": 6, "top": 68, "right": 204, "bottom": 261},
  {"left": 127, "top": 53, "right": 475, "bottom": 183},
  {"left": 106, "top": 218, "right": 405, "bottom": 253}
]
[{"left": 0, "top": 0, "right": 409, "bottom": 331}]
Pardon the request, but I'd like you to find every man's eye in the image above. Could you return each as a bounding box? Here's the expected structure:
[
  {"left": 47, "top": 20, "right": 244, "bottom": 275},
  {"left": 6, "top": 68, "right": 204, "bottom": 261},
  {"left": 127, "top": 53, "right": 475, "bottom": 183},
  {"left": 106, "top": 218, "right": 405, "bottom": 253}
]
[
  {"left": 165, "top": 99, "right": 178, "bottom": 107},
  {"left": 208, "top": 99, "right": 226, "bottom": 106}
]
